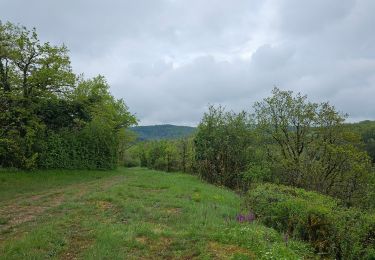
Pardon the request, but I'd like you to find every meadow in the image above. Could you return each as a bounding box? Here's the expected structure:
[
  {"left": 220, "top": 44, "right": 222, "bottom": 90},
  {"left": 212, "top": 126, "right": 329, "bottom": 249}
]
[{"left": 0, "top": 168, "right": 313, "bottom": 259}]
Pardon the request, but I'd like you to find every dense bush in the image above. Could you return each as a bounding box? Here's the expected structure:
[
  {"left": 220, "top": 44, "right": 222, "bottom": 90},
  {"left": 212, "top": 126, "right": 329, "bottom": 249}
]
[
  {"left": 38, "top": 122, "right": 119, "bottom": 169},
  {"left": 245, "top": 183, "right": 375, "bottom": 259},
  {"left": 194, "top": 106, "right": 254, "bottom": 189}
]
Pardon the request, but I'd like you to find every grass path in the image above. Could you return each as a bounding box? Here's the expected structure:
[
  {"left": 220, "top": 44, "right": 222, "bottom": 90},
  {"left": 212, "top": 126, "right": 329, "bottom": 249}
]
[{"left": 0, "top": 168, "right": 313, "bottom": 259}]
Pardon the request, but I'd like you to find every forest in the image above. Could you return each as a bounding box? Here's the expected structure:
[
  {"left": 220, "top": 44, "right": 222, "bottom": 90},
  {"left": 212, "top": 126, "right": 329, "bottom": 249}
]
[{"left": 1, "top": 21, "right": 375, "bottom": 259}]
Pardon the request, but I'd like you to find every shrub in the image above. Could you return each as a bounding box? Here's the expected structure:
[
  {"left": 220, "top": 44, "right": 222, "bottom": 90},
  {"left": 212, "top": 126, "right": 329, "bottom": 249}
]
[
  {"left": 245, "top": 183, "right": 375, "bottom": 259},
  {"left": 122, "top": 152, "right": 140, "bottom": 167},
  {"left": 38, "top": 122, "right": 119, "bottom": 170},
  {"left": 194, "top": 106, "right": 254, "bottom": 189}
]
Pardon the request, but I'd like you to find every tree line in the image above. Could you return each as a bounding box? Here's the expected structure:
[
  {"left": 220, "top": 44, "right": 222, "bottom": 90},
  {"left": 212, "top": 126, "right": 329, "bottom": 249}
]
[
  {"left": 0, "top": 21, "right": 137, "bottom": 169},
  {"left": 129, "top": 88, "right": 374, "bottom": 209}
]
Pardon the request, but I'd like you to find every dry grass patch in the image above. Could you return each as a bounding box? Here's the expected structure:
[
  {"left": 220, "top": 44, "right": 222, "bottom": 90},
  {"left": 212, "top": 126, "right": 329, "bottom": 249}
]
[
  {"left": 96, "top": 200, "right": 114, "bottom": 211},
  {"left": 164, "top": 207, "right": 182, "bottom": 215},
  {"left": 135, "top": 236, "right": 149, "bottom": 245},
  {"left": 207, "top": 241, "right": 256, "bottom": 260},
  {"left": 0, "top": 193, "right": 65, "bottom": 233},
  {"left": 59, "top": 224, "right": 93, "bottom": 260}
]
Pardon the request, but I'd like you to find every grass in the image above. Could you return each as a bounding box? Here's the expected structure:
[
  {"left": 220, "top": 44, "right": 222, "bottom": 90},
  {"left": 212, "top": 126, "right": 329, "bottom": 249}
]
[{"left": 0, "top": 167, "right": 314, "bottom": 259}]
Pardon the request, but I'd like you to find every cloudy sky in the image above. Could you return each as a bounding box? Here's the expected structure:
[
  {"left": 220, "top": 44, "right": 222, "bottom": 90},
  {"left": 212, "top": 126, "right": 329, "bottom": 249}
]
[{"left": 1, "top": 0, "right": 374, "bottom": 125}]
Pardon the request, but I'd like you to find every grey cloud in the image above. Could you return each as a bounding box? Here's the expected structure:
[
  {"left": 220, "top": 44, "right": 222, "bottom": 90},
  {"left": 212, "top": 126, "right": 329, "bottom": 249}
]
[
  {"left": 250, "top": 44, "right": 295, "bottom": 69},
  {"left": 1, "top": 0, "right": 374, "bottom": 125},
  {"left": 275, "top": 0, "right": 356, "bottom": 36}
]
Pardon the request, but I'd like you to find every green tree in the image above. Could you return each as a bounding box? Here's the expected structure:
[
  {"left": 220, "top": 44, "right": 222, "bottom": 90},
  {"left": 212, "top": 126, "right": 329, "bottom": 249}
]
[
  {"left": 194, "top": 105, "right": 254, "bottom": 189},
  {"left": 253, "top": 88, "right": 372, "bottom": 206},
  {"left": 0, "top": 21, "right": 75, "bottom": 168},
  {"left": 177, "top": 137, "right": 196, "bottom": 173},
  {"left": 0, "top": 21, "right": 137, "bottom": 169}
]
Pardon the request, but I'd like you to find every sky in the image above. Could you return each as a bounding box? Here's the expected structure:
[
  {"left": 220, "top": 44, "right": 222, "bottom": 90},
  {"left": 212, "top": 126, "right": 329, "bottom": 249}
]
[{"left": 1, "top": 0, "right": 375, "bottom": 125}]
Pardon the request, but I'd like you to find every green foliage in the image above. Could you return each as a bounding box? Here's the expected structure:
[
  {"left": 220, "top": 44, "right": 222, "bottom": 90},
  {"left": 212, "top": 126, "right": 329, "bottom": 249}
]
[
  {"left": 118, "top": 129, "right": 138, "bottom": 167},
  {"left": 366, "top": 171, "right": 375, "bottom": 210},
  {"left": 194, "top": 105, "right": 254, "bottom": 189},
  {"left": 0, "top": 21, "right": 137, "bottom": 169},
  {"left": 128, "top": 138, "right": 195, "bottom": 173},
  {"left": 72, "top": 76, "right": 136, "bottom": 130},
  {"left": 346, "top": 120, "right": 375, "bottom": 163},
  {"left": 253, "top": 87, "right": 372, "bottom": 206},
  {"left": 245, "top": 183, "right": 375, "bottom": 259},
  {"left": 38, "top": 122, "right": 119, "bottom": 169},
  {"left": 242, "top": 164, "right": 272, "bottom": 185}
]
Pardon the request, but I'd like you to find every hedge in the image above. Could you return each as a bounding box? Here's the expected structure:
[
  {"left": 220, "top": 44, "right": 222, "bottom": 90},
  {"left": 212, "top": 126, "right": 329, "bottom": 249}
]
[
  {"left": 245, "top": 183, "right": 375, "bottom": 259},
  {"left": 37, "top": 123, "right": 118, "bottom": 170}
]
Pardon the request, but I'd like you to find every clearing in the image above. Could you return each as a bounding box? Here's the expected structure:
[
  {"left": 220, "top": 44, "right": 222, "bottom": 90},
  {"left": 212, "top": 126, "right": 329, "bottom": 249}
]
[{"left": 0, "top": 167, "right": 312, "bottom": 259}]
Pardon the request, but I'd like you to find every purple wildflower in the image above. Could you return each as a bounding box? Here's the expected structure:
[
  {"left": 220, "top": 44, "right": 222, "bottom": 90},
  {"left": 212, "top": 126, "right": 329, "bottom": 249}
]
[
  {"left": 236, "top": 214, "right": 246, "bottom": 223},
  {"left": 246, "top": 212, "right": 255, "bottom": 223},
  {"left": 236, "top": 212, "right": 256, "bottom": 223}
]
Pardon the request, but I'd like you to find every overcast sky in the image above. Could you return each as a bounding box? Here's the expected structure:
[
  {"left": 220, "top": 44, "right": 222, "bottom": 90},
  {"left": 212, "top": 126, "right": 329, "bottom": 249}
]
[{"left": 1, "top": 0, "right": 374, "bottom": 125}]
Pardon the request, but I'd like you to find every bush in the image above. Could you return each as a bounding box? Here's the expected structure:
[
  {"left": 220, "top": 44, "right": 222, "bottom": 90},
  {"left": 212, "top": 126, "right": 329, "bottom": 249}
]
[
  {"left": 194, "top": 106, "right": 254, "bottom": 189},
  {"left": 38, "top": 122, "right": 119, "bottom": 170},
  {"left": 245, "top": 183, "right": 375, "bottom": 259},
  {"left": 122, "top": 151, "right": 140, "bottom": 167}
]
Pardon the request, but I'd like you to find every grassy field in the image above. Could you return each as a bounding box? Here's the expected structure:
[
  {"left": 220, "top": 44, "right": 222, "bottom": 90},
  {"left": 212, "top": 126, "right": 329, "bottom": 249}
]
[{"left": 0, "top": 167, "right": 313, "bottom": 259}]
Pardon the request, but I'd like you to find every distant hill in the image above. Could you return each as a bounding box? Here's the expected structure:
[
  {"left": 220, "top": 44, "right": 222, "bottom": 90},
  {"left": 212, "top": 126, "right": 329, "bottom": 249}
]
[{"left": 130, "top": 124, "right": 196, "bottom": 141}]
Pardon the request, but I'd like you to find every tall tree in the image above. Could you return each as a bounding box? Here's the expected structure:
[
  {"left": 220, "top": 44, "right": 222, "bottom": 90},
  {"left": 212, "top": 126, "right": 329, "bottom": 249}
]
[
  {"left": 253, "top": 88, "right": 371, "bottom": 206},
  {"left": 0, "top": 21, "right": 137, "bottom": 169},
  {"left": 0, "top": 21, "right": 75, "bottom": 168}
]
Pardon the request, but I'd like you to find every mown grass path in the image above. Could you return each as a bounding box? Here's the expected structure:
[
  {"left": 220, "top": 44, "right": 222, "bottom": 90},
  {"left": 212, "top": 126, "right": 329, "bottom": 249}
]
[{"left": 0, "top": 168, "right": 313, "bottom": 259}]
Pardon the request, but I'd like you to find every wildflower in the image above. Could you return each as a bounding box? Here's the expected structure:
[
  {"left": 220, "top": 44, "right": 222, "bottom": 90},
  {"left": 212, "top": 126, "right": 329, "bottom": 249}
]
[
  {"left": 236, "top": 212, "right": 255, "bottom": 223},
  {"left": 246, "top": 212, "right": 255, "bottom": 223},
  {"left": 236, "top": 214, "right": 246, "bottom": 223}
]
